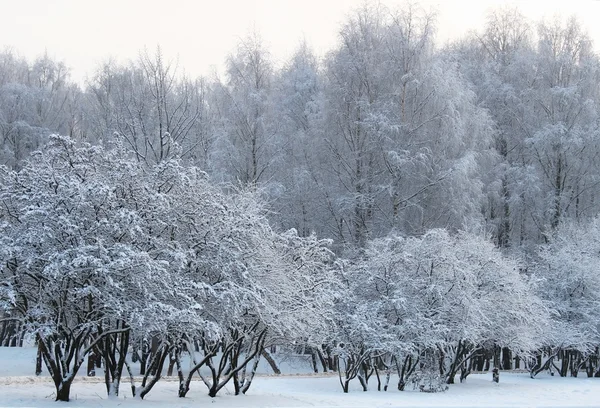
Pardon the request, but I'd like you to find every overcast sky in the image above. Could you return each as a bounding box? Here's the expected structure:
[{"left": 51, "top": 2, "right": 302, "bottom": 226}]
[{"left": 2, "top": 0, "right": 600, "bottom": 84}]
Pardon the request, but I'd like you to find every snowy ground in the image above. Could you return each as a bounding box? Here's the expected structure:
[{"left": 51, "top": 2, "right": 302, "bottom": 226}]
[{"left": 1, "top": 347, "right": 599, "bottom": 407}]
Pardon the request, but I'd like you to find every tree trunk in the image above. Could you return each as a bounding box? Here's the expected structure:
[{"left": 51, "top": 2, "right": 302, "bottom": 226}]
[
  {"left": 139, "top": 341, "right": 148, "bottom": 375},
  {"left": 241, "top": 353, "right": 262, "bottom": 394},
  {"left": 35, "top": 341, "right": 43, "bottom": 376},
  {"left": 460, "top": 356, "right": 474, "bottom": 382},
  {"left": 310, "top": 349, "right": 319, "bottom": 373},
  {"left": 343, "top": 378, "right": 351, "bottom": 393},
  {"left": 384, "top": 368, "right": 391, "bottom": 391},
  {"left": 149, "top": 336, "right": 160, "bottom": 376},
  {"left": 357, "top": 373, "right": 367, "bottom": 391},
  {"left": 530, "top": 352, "right": 558, "bottom": 378},
  {"left": 55, "top": 380, "right": 73, "bottom": 402},
  {"left": 398, "top": 355, "right": 415, "bottom": 391},
  {"left": 87, "top": 353, "right": 96, "bottom": 376},
  {"left": 317, "top": 347, "right": 328, "bottom": 373},
  {"left": 167, "top": 353, "right": 176, "bottom": 377},
  {"left": 560, "top": 350, "right": 569, "bottom": 377},
  {"left": 139, "top": 346, "right": 169, "bottom": 399},
  {"left": 374, "top": 364, "right": 381, "bottom": 391},
  {"left": 261, "top": 349, "right": 280, "bottom": 375},
  {"left": 502, "top": 347, "right": 512, "bottom": 370}
]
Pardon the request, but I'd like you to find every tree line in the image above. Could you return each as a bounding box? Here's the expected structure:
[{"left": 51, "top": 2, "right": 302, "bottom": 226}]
[{"left": 1, "top": 2, "right": 600, "bottom": 402}]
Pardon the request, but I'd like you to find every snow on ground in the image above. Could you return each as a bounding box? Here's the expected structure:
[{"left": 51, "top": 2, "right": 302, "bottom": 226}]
[
  {"left": 0, "top": 345, "right": 313, "bottom": 378},
  {"left": 2, "top": 373, "right": 600, "bottom": 408},
  {"left": 1, "top": 347, "right": 600, "bottom": 407}
]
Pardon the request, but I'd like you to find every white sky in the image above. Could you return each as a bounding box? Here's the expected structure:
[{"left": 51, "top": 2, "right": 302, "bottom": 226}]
[{"left": 1, "top": 0, "right": 600, "bottom": 84}]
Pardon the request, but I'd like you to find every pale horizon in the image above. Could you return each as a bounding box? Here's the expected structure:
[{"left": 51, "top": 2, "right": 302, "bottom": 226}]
[{"left": 2, "top": 0, "right": 600, "bottom": 84}]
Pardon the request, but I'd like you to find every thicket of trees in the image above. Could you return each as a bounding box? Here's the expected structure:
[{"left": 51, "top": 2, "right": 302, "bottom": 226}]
[
  {"left": 2, "top": 2, "right": 600, "bottom": 402},
  {"left": 0, "top": 135, "right": 337, "bottom": 400}
]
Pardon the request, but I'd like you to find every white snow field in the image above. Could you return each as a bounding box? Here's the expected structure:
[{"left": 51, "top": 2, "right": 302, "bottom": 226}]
[{"left": 1, "top": 347, "right": 599, "bottom": 407}]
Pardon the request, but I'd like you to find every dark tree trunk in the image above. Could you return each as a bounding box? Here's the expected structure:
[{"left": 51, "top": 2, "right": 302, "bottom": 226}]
[
  {"left": 338, "top": 360, "right": 354, "bottom": 394},
  {"left": 261, "top": 349, "right": 281, "bottom": 374},
  {"left": 357, "top": 374, "right": 367, "bottom": 391},
  {"left": 55, "top": 379, "right": 73, "bottom": 402},
  {"left": 493, "top": 345, "right": 500, "bottom": 370},
  {"left": 167, "top": 353, "right": 176, "bottom": 377},
  {"left": 317, "top": 347, "right": 328, "bottom": 373},
  {"left": 35, "top": 339, "right": 43, "bottom": 376},
  {"left": 570, "top": 351, "right": 583, "bottom": 377},
  {"left": 87, "top": 353, "right": 96, "bottom": 376},
  {"left": 530, "top": 351, "right": 559, "bottom": 378},
  {"left": 460, "top": 355, "right": 474, "bottom": 382},
  {"left": 100, "top": 327, "right": 130, "bottom": 397},
  {"left": 398, "top": 355, "right": 417, "bottom": 391},
  {"left": 502, "top": 347, "right": 512, "bottom": 370},
  {"left": 559, "top": 350, "right": 569, "bottom": 377},
  {"left": 178, "top": 344, "right": 218, "bottom": 398},
  {"left": 139, "top": 341, "right": 148, "bottom": 375},
  {"left": 204, "top": 326, "right": 267, "bottom": 398},
  {"left": 374, "top": 364, "right": 381, "bottom": 391},
  {"left": 586, "top": 352, "right": 596, "bottom": 377},
  {"left": 473, "top": 354, "right": 484, "bottom": 372},
  {"left": 0, "top": 321, "right": 7, "bottom": 346},
  {"left": 310, "top": 348, "right": 319, "bottom": 373},
  {"left": 138, "top": 344, "right": 170, "bottom": 399},
  {"left": 484, "top": 353, "right": 491, "bottom": 372},
  {"left": 149, "top": 336, "right": 160, "bottom": 376}
]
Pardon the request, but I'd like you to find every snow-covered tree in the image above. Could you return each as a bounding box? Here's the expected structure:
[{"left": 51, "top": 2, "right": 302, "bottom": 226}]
[
  {"left": 85, "top": 49, "right": 209, "bottom": 165},
  {"left": 0, "top": 133, "right": 339, "bottom": 400},
  {"left": 336, "top": 229, "right": 546, "bottom": 392},
  {"left": 210, "top": 32, "right": 280, "bottom": 186},
  {"left": 320, "top": 3, "right": 495, "bottom": 248},
  {"left": 533, "top": 218, "right": 600, "bottom": 377}
]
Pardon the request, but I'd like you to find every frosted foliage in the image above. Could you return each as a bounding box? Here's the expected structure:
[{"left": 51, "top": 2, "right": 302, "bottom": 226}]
[
  {"left": 535, "top": 218, "right": 600, "bottom": 350},
  {"left": 3, "top": 3, "right": 600, "bottom": 402},
  {"left": 0, "top": 134, "right": 338, "bottom": 400},
  {"left": 333, "top": 229, "right": 547, "bottom": 389},
  {"left": 345, "top": 230, "right": 545, "bottom": 351},
  {"left": 318, "top": 3, "right": 495, "bottom": 247}
]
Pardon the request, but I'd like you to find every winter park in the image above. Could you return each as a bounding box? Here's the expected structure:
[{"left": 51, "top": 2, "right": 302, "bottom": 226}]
[{"left": 3, "top": 0, "right": 600, "bottom": 406}]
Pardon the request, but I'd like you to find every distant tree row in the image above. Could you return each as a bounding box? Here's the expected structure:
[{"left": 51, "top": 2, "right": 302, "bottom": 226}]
[{"left": 3, "top": 5, "right": 600, "bottom": 252}]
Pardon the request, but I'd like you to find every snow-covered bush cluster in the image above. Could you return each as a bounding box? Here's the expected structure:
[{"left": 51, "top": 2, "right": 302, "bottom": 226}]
[
  {"left": 334, "top": 230, "right": 547, "bottom": 392},
  {"left": 0, "top": 135, "right": 338, "bottom": 400}
]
